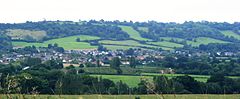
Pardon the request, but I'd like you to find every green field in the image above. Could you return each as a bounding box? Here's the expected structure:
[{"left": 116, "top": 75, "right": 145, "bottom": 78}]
[
  {"left": 99, "top": 40, "right": 157, "bottom": 48},
  {"left": 91, "top": 74, "right": 206, "bottom": 87},
  {"left": 2, "top": 94, "right": 240, "bottom": 99},
  {"left": 6, "top": 29, "right": 47, "bottom": 41},
  {"left": 119, "top": 26, "right": 151, "bottom": 41},
  {"left": 159, "top": 37, "right": 185, "bottom": 42},
  {"left": 92, "top": 73, "right": 240, "bottom": 87},
  {"left": 187, "top": 37, "right": 229, "bottom": 47},
  {"left": 221, "top": 30, "right": 240, "bottom": 40},
  {"left": 103, "top": 45, "right": 139, "bottom": 50},
  {"left": 147, "top": 41, "right": 184, "bottom": 48},
  {"left": 13, "top": 35, "right": 100, "bottom": 50},
  {"left": 99, "top": 40, "right": 173, "bottom": 50}
]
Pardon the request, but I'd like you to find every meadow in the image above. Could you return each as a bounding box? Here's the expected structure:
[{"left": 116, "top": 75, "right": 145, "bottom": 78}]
[
  {"left": 221, "top": 30, "right": 240, "bottom": 40},
  {"left": 147, "top": 41, "right": 184, "bottom": 48},
  {"left": 102, "top": 45, "right": 139, "bottom": 50},
  {"left": 12, "top": 35, "right": 100, "bottom": 50},
  {"left": 99, "top": 40, "right": 172, "bottom": 50},
  {"left": 119, "top": 26, "right": 151, "bottom": 41},
  {"left": 159, "top": 37, "right": 185, "bottom": 42},
  {"left": 91, "top": 73, "right": 240, "bottom": 87},
  {"left": 186, "top": 37, "right": 229, "bottom": 47},
  {"left": 6, "top": 29, "right": 47, "bottom": 41}
]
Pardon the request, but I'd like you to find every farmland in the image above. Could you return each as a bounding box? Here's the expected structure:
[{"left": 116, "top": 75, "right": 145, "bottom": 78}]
[
  {"left": 186, "top": 37, "right": 229, "bottom": 47},
  {"left": 221, "top": 30, "right": 240, "bottom": 40},
  {"left": 6, "top": 29, "right": 47, "bottom": 41},
  {"left": 160, "top": 37, "right": 185, "bottom": 42},
  {"left": 99, "top": 40, "right": 157, "bottom": 48},
  {"left": 91, "top": 74, "right": 207, "bottom": 87},
  {"left": 103, "top": 45, "right": 139, "bottom": 50},
  {"left": 147, "top": 41, "right": 184, "bottom": 48},
  {"left": 99, "top": 40, "right": 173, "bottom": 50},
  {"left": 12, "top": 35, "right": 100, "bottom": 50},
  {"left": 119, "top": 26, "right": 151, "bottom": 41},
  {"left": 91, "top": 73, "right": 240, "bottom": 87}
]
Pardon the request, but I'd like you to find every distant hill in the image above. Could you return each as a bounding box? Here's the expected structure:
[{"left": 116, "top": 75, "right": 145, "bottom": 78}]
[{"left": 1, "top": 20, "right": 240, "bottom": 51}]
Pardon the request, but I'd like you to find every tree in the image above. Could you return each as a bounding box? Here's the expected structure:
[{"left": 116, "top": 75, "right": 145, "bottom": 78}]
[
  {"left": 153, "top": 76, "right": 172, "bottom": 93},
  {"left": 66, "top": 65, "right": 75, "bottom": 70},
  {"left": 98, "top": 45, "right": 107, "bottom": 51},
  {"left": 96, "top": 59, "right": 101, "bottom": 67},
  {"left": 79, "top": 64, "right": 84, "bottom": 68},
  {"left": 76, "top": 38, "right": 81, "bottom": 42},
  {"left": 110, "top": 57, "right": 122, "bottom": 74},
  {"left": 53, "top": 43, "right": 58, "bottom": 47},
  {"left": 25, "top": 57, "right": 42, "bottom": 66},
  {"left": 129, "top": 57, "right": 137, "bottom": 68},
  {"left": 48, "top": 44, "right": 53, "bottom": 49}
]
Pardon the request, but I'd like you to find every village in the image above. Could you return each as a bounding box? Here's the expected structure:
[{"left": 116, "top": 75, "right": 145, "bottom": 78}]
[{"left": 0, "top": 46, "right": 238, "bottom": 69}]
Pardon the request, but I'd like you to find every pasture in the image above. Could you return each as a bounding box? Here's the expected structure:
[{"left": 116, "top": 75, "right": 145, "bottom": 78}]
[
  {"left": 103, "top": 45, "right": 139, "bottom": 50},
  {"left": 12, "top": 35, "right": 99, "bottom": 50},
  {"left": 6, "top": 29, "right": 47, "bottom": 41},
  {"left": 147, "top": 41, "right": 184, "bottom": 48},
  {"left": 99, "top": 40, "right": 172, "bottom": 50},
  {"left": 159, "top": 37, "right": 185, "bottom": 42},
  {"left": 187, "top": 37, "right": 229, "bottom": 47},
  {"left": 92, "top": 73, "right": 240, "bottom": 87},
  {"left": 221, "top": 30, "right": 240, "bottom": 40},
  {"left": 119, "top": 26, "right": 151, "bottom": 41}
]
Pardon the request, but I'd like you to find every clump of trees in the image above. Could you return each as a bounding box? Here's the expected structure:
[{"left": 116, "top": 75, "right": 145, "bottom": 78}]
[{"left": 0, "top": 32, "right": 12, "bottom": 51}]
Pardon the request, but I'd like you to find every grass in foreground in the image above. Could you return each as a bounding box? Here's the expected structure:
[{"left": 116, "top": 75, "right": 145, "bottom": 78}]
[{"left": 2, "top": 94, "right": 240, "bottom": 99}]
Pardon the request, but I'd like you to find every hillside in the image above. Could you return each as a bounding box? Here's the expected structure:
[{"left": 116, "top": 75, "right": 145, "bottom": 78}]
[{"left": 1, "top": 20, "right": 240, "bottom": 51}]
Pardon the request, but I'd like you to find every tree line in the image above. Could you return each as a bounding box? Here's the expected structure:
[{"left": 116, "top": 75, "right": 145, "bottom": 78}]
[{"left": 1, "top": 58, "right": 240, "bottom": 95}]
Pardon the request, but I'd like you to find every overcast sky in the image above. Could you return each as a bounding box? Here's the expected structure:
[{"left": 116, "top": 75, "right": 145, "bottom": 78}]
[{"left": 0, "top": 0, "right": 239, "bottom": 23}]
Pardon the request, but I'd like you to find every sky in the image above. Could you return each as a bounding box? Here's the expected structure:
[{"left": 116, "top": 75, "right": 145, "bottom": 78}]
[{"left": 0, "top": 0, "right": 239, "bottom": 23}]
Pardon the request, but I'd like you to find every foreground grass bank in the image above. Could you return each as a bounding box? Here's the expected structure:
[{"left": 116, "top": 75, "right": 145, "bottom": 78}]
[{"left": 1, "top": 94, "right": 240, "bottom": 99}]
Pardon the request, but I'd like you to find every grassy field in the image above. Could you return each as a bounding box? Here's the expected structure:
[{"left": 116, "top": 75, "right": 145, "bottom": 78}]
[
  {"left": 99, "top": 40, "right": 157, "bottom": 48},
  {"left": 221, "top": 30, "right": 240, "bottom": 40},
  {"left": 119, "top": 26, "right": 151, "bottom": 41},
  {"left": 92, "top": 74, "right": 151, "bottom": 87},
  {"left": 99, "top": 40, "right": 173, "bottom": 50},
  {"left": 13, "top": 35, "right": 100, "bottom": 50},
  {"left": 147, "top": 41, "right": 184, "bottom": 48},
  {"left": 6, "top": 29, "right": 47, "bottom": 41},
  {"left": 103, "top": 45, "right": 139, "bottom": 50},
  {"left": 2, "top": 94, "right": 240, "bottom": 99},
  {"left": 91, "top": 74, "right": 207, "bottom": 87},
  {"left": 187, "top": 37, "right": 229, "bottom": 47},
  {"left": 160, "top": 37, "right": 185, "bottom": 42},
  {"left": 92, "top": 73, "right": 240, "bottom": 87}
]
